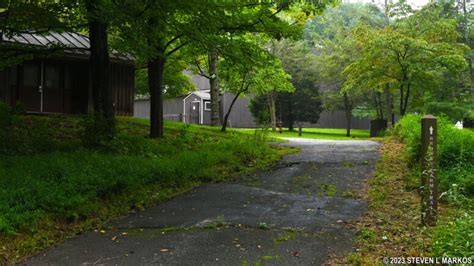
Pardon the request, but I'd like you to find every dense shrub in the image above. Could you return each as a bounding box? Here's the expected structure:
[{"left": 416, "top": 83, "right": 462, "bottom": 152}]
[
  {"left": 394, "top": 114, "right": 474, "bottom": 257},
  {"left": 393, "top": 114, "right": 474, "bottom": 196}
]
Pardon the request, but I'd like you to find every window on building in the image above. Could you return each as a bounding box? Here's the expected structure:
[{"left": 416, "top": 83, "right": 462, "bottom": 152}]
[{"left": 204, "top": 101, "right": 211, "bottom": 111}]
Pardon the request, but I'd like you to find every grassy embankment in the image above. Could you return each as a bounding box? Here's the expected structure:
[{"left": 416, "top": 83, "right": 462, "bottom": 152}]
[
  {"left": 346, "top": 115, "right": 473, "bottom": 264},
  {"left": 237, "top": 127, "right": 370, "bottom": 140},
  {"left": 0, "top": 111, "right": 294, "bottom": 263}
]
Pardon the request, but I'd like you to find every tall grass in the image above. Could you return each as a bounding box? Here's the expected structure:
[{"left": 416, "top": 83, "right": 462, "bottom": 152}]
[
  {"left": 393, "top": 114, "right": 474, "bottom": 196},
  {"left": 393, "top": 114, "right": 474, "bottom": 257},
  {"left": 0, "top": 113, "right": 280, "bottom": 237}
]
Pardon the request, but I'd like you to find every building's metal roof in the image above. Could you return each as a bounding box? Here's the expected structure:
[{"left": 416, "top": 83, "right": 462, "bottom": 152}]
[
  {"left": 192, "top": 90, "right": 210, "bottom": 100},
  {"left": 2, "top": 31, "right": 134, "bottom": 62}
]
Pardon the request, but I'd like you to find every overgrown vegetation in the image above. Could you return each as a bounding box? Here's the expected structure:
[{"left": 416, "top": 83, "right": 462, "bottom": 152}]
[
  {"left": 394, "top": 114, "right": 474, "bottom": 196},
  {"left": 0, "top": 110, "right": 289, "bottom": 262},
  {"left": 344, "top": 138, "right": 432, "bottom": 264},
  {"left": 344, "top": 131, "right": 473, "bottom": 263},
  {"left": 393, "top": 114, "right": 474, "bottom": 258}
]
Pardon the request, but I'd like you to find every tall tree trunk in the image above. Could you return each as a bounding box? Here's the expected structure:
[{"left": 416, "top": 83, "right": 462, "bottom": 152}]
[
  {"left": 468, "top": 49, "right": 474, "bottom": 105},
  {"left": 343, "top": 92, "right": 352, "bottom": 137},
  {"left": 267, "top": 91, "right": 277, "bottom": 132},
  {"left": 384, "top": 85, "right": 394, "bottom": 127},
  {"left": 373, "top": 88, "right": 383, "bottom": 120},
  {"left": 85, "top": 0, "right": 115, "bottom": 142},
  {"left": 208, "top": 50, "right": 220, "bottom": 126},
  {"left": 221, "top": 91, "right": 242, "bottom": 132},
  {"left": 402, "top": 82, "right": 410, "bottom": 116},
  {"left": 399, "top": 83, "right": 405, "bottom": 117},
  {"left": 377, "top": 91, "right": 384, "bottom": 120},
  {"left": 287, "top": 93, "right": 294, "bottom": 131},
  {"left": 148, "top": 56, "right": 165, "bottom": 138}
]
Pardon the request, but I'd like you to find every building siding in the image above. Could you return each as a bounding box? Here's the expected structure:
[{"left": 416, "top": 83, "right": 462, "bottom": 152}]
[
  {"left": 0, "top": 59, "right": 134, "bottom": 116},
  {"left": 303, "top": 111, "right": 370, "bottom": 130},
  {"left": 135, "top": 97, "right": 186, "bottom": 122},
  {"left": 221, "top": 93, "right": 256, "bottom": 128}
]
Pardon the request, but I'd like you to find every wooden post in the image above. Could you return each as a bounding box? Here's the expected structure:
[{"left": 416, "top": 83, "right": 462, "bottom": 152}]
[
  {"left": 276, "top": 121, "right": 283, "bottom": 134},
  {"left": 421, "top": 115, "right": 437, "bottom": 226}
]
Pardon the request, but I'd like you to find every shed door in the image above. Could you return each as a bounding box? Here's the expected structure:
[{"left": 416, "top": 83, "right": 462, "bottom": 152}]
[
  {"left": 19, "top": 63, "right": 41, "bottom": 112},
  {"left": 190, "top": 101, "right": 200, "bottom": 124},
  {"left": 42, "top": 64, "right": 62, "bottom": 113}
]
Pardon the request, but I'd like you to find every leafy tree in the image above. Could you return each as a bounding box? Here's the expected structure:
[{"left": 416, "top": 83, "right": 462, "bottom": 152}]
[
  {"left": 0, "top": 1, "right": 80, "bottom": 68},
  {"left": 250, "top": 39, "right": 322, "bottom": 133},
  {"left": 133, "top": 54, "right": 196, "bottom": 98},
  {"left": 189, "top": 47, "right": 222, "bottom": 125},
  {"left": 221, "top": 50, "right": 294, "bottom": 132},
  {"left": 115, "top": 1, "right": 317, "bottom": 138},
  {"left": 308, "top": 3, "right": 383, "bottom": 136},
  {"left": 83, "top": 0, "right": 116, "bottom": 145},
  {"left": 344, "top": 3, "right": 468, "bottom": 118},
  {"left": 114, "top": 1, "right": 214, "bottom": 137},
  {"left": 275, "top": 39, "right": 322, "bottom": 131}
]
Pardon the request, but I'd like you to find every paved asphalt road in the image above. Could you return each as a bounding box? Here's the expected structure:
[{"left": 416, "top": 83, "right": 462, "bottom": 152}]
[{"left": 24, "top": 138, "right": 380, "bottom": 265}]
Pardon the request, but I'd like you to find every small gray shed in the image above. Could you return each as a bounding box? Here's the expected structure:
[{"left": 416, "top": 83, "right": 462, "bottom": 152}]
[{"left": 134, "top": 90, "right": 257, "bottom": 128}]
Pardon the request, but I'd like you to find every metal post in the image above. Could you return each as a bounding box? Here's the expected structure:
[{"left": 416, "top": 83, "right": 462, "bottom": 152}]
[{"left": 421, "top": 115, "right": 437, "bottom": 226}]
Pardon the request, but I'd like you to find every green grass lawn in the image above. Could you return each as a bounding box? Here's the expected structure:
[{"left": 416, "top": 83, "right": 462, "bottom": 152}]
[
  {"left": 0, "top": 114, "right": 293, "bottom": 263},
  {"left": 235, "top": 127, "right": 370, "bottom": 140}
]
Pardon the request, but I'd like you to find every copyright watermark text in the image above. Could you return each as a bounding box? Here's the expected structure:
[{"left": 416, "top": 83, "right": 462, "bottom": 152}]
[{"left": 382, "top": 257, "right": 472, "bottom": 264}]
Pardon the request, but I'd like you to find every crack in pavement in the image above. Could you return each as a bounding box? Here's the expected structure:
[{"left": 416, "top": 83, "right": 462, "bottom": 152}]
[{"left": 25, "top": 138, "right": 380, "bottom": 265}]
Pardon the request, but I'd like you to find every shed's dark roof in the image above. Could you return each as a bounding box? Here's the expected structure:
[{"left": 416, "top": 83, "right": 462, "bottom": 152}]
[{"left": 2, "top": 31, "right": 134, "bottom": 62}]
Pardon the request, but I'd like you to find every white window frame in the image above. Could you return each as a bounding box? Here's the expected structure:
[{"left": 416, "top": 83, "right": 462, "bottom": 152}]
[{"left": 204, "top": 101, "right": 211, "bottom": 111}]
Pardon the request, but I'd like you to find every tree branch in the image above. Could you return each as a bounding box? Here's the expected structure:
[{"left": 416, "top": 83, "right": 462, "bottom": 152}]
[
  {"left": 164, "top": 34, "right": 184, "bottom": 50},
  {"left": 166, "top": 41, "right": 189, "bottom": 56},
  {"left": 194, "top": 59, "right": 211, "bottom": 79}
]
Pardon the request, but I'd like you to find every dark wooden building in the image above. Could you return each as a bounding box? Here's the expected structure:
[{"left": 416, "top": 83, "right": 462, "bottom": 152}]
[{"left": 0, "top": 32, "right": 134, "bottom": 115}]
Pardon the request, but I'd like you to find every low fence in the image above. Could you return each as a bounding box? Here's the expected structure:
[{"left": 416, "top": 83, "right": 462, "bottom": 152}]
[{"left": 163, "top": 114, "right": 200, "bottom": 123}]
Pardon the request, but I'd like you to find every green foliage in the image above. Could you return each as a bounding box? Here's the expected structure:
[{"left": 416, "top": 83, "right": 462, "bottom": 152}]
[
  {"left": 394, "top": 114, "right": 474, "bottom": 196},
  {"left": 432, "top": 212, "right": 474, "bottom": 258},
  {"left": 425, "top": 101, "right": 469, "bottom": 122},
  {"left": 308, "top": 3, "right": 382, "bottom": 125},
  {"left": 0, "top": 116, "right": 281, "bottom": 235},
  {"left": 0, "top": 103, "right": 62, "bottom": 155},
  {"left": 134, "top": 61, "right": 195, "bottom": 98},
  {"left": 0, "top": 1, "right": 80, "bottom": 68},
  {"left": 221, "top": 53, "right": 294, "bottom": 97},
  {"left": 273, "top": 39, "right": 323, "bottom": 127},
  {"left": 249, "top": 95, "right": 271, "bottom": 126},
  {"left": 344, "top": 3, "right": 468, "bottom": 116},
  {"left": 82, "top": 114, "right": 116, "bottom": 147},
  {"left": 0, "top": 103, "right": 17, "bottom": 153}
]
